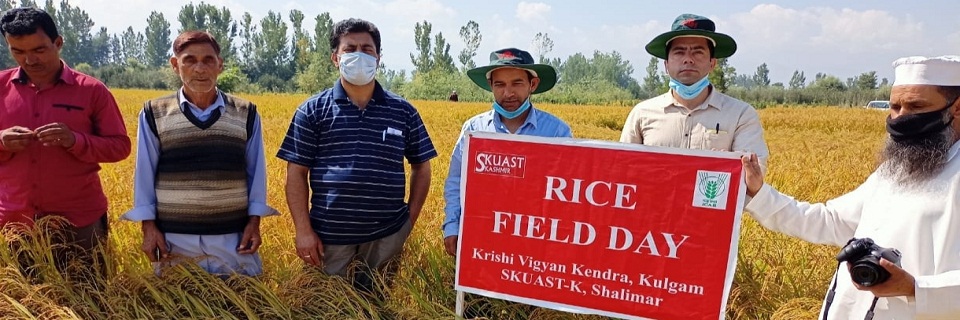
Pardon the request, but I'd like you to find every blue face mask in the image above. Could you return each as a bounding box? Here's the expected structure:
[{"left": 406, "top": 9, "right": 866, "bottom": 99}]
[
  {"left": 669, "top": 76, "right": 711, "bottom": 100},
  {"left": 493, "top": 98, "right": 532, "bottom": 119}
]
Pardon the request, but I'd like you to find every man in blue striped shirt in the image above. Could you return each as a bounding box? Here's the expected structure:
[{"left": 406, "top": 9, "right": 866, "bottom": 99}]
[
  {"left": 442, "top": 48, "right": 573, "bottom": 256},
  {"left": 277, "top": 18, "right": 437, "bottom": 290}
]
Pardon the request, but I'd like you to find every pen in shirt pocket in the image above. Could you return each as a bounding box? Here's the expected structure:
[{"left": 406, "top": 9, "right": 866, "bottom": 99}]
[{"left": 715, "top": 123, "right": 720, "bottom": 134}]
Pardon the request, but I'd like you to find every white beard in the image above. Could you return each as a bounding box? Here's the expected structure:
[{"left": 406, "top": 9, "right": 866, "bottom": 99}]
[{"left": 878, "top": 125, "right": 955, "bottom": 187}]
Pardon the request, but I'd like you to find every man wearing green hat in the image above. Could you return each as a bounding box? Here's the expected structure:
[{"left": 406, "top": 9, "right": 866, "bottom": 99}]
[
  {"left": 620, "top": 14, "right": 769, "bottom": 172},
  {"left": 442, "top": 48, "right": 572, "bottom": 257}
]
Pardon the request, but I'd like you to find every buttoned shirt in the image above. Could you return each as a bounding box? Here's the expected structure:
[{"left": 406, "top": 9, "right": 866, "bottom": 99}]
[
  {"left": 620, "top": 90, "right": 769, "bottom": 172},
  {"left": 0, "top": 64, "right": 130, "bottom": 226},
  {"left": 442, "top": 108, "right": 573, "bottom": 237},
  {"left": 746, "top": 141, "right": 960, "bottom": 319},
  {"left": 277, "top": 81, "right": 437, "bottom": 245}
]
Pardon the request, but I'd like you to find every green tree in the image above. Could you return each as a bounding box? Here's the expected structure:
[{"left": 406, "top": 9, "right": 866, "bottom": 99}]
[
  {"left": 531, "top": 32, "right": 553, "bottom": 64},
  {"left": 49, "top": 0, "right": 95, "bottom": 65},
  {"left": 810, "top": 74, "right": 845, "bottom": 91},
  {"left": 312, "top": 12, "right": 332, "bottom": 54},
  {"left": 752, "top": 63, "right": 770, "bottom": 87},
  {"left": 854, "top": 71, "right": 878, "bottom": 90},
  {"left": 789, "top": 70, "right": 806, "bottom": 89},
  {"left": 294, "top": 12, "right": 336, "bottom": 93},
  {"left": 294, "top": 51, "right": 339, "bottom": 93},
  {"left": 591, "top": 50, "right": 639, "bottom": 96},
  {"left": 289, "top": 9, "right": 311, "bottom": 74},
  {"left": 708, "top": 58, "right": 735, "bottom": 92},
  {"left": 732, "top": 73, "right": 754, "bottom": 88},
  {"left": 431, "top": 32, "right": 455, "bottom": 73},
  {"left": 108, "top": 34, "right": 122, "bottom": 64},
  {"left": 238, "top": 12, "right": 256, "bottom": 70},
  {"left": 89, "top": 27, "right": 110, "bottom": 67},
  {"left": 120, "top": 26, "right": 145, "bottom": 64},
  {"left": 177, "top": 2, "right": 237, "bottom": 62},
  {"left": 410, "top": 20, "right": 433, "bottom": 74},
  {"left": 559, "top": 52, "right": 589, "bottom": 83},
  {"left": 641, "top": 56, "right": 665, "bottom": 96},
  {"left": 251, "top": 11, "right": 290, "bottom": 85},
  {"left": 216, "top": 61, "right": 251, "bottom": 93},
  {"left": 144, "top": 11, "right": 171, "bottom": 67},
  {"left": 458, "top": 20, "right": 481, "bottom": 72},
  {"left": 377, "top": 63, "right": 407, "bottom": 92}
]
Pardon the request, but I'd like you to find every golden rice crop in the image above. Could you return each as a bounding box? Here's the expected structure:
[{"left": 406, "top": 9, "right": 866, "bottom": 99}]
[{"left": 0, "top": 89, "right": 889, "bottom": 319}]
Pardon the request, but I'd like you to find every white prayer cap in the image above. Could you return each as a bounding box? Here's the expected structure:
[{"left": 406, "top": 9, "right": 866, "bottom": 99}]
[{"left": 893, "top": 55, "right": 960, "bottom": 86}]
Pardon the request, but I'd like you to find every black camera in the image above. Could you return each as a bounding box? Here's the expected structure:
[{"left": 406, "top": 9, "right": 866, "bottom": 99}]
[{"left": 835, "top": 237, "right": 902, "bottom": 287}]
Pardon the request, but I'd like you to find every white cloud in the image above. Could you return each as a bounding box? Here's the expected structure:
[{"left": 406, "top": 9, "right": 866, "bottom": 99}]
[
  {"left": 724, "top": 4, "right": 927, "bottom": 84},
  {"left": 597, "top": 20, "right": 664, "bottom": 52},
  {"left": 381, "top": 0, "right": 458, "bottom": 23},
  {"left": 728, "top": 4, "right": 924, "bottom": 51},
  {"left": 809, "top": 8, "right": 923, "bottom": 51},
  {"left": 486, "top": 14, "right": 524, "bottom": 52},
  {"left": 515, "top": 2, "right": 551, "bottom": 23}
]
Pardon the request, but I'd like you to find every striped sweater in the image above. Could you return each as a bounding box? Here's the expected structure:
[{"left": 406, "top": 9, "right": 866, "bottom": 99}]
[{"left": 145, "top": 93, "right": 254, "bottom": 234}]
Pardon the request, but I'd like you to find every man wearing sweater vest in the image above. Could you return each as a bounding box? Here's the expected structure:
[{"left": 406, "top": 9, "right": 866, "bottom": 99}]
[
  {"left": 278, "top": 18, "right": 437, "bottom": 290},
  {"left": 122, "top": 31, "right": 277, "bottom": 276}
]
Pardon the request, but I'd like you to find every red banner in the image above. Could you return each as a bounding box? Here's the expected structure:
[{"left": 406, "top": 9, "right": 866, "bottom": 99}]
[{"left": 455, "top": 133, "right": 745, "bottom": 320}]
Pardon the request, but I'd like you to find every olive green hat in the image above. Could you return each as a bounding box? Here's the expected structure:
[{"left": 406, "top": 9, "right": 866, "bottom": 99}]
[
  {"left": 466, "top": 48, "right": 557, "bottom": 94},
  {"left": 645, "top": 14, "right": 737, "bottom": 59}
]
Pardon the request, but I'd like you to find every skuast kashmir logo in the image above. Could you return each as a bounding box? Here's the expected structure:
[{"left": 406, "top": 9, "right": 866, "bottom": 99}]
[
  {"left": 474, "top": 152, "right": 526, "bottom": 178},
  {"left": 692, "top": 170, "right": 731, "bottom": 210}
]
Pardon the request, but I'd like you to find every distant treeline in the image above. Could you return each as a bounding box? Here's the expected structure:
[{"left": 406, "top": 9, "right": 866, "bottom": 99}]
[{"left": 1, "top": 0, "right": 889, "bottom": 107}]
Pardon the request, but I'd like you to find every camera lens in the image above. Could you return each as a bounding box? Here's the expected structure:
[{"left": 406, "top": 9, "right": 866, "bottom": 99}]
[{"left": 851, "top": 264, "right": 880, "bottom": 286}]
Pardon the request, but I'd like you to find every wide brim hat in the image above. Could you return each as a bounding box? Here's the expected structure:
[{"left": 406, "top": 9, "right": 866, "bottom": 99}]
[
  {"left": 467, "top": 48, "right": 557, "bottom": 94},
  {"left": 646, "top": 14, "right": 737, "bottom": 59}
]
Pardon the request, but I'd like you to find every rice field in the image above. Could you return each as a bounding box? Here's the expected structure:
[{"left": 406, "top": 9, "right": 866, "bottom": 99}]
[{"left": 0, "top": 88, "right": 889, "bottom": 319}]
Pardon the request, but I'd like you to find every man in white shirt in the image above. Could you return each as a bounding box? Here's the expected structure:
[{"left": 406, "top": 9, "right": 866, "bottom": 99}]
[
  {"left": 742, "top": 55, "right": 960, "bottom": 319},
  {"left": 621, "top": 13, "right": 769, "bottom": 172}
]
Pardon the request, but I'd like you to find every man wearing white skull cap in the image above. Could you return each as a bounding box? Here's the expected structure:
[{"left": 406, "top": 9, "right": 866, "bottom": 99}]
[{"left": 739, "top": 55, "right": 960, "bottom": 319}]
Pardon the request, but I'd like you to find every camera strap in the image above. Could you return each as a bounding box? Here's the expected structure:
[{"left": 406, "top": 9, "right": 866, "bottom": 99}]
[
  {"left": 822, "top": 262, "right": 881, "bottom": 320},
  {"left": 822, "top": 262, "right": 841, "bottom": 320},
  {"left": 864, "top": 296, "right": 879, "bottom": 320}
]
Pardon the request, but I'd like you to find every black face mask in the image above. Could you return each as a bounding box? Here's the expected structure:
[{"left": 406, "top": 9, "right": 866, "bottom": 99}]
[{"left": 886, "top": 97, "right": 958, "bottom": 142}]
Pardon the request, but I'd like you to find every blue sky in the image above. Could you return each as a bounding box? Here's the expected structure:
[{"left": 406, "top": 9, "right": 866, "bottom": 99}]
[{"left": 73, "top": 0, "right": 960, "bottom": 84}]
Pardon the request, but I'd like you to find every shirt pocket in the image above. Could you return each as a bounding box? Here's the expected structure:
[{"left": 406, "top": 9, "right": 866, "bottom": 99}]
[
  {"left": 690, "top": 123, "right": 732, "bottom": 150},
  {"left": 380, "top": 126, "right": 407, "bottom": 161},
  {"left": 49, "top": 103, "right": 91, "bottom": 132}
]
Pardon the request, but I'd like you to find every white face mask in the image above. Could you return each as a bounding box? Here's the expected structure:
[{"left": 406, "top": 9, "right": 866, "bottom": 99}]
[{"left": 338, "top": 52, "right": 378, "bottom": 86}]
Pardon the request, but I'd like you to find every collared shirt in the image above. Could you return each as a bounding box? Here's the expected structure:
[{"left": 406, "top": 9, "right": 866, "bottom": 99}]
[
  {"left": 122, "top": 88, "right": 277, "bottom": 276},
  {"left": 442, "top": 108, "right": 573, "bottom": 237},
  {"left": 0, "top": 63, "right": 131, "bottom": 226},
  {"left": 745, "top": 141, "right": 960, "bottom": 319},
  {"left": 277, "top": 80, "right": 437, "bottom": 245},
  {"left": 619, "top": 90, "right": 770, "bottom": 172}
]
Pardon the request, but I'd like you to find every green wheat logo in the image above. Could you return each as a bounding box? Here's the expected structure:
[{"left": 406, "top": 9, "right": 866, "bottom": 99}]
[
  {"left": 704, "top": 179, "right": 719, "bottom": 199},
  {"left": 697, "top": 171, "right": 729, "bottom": 207}
]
